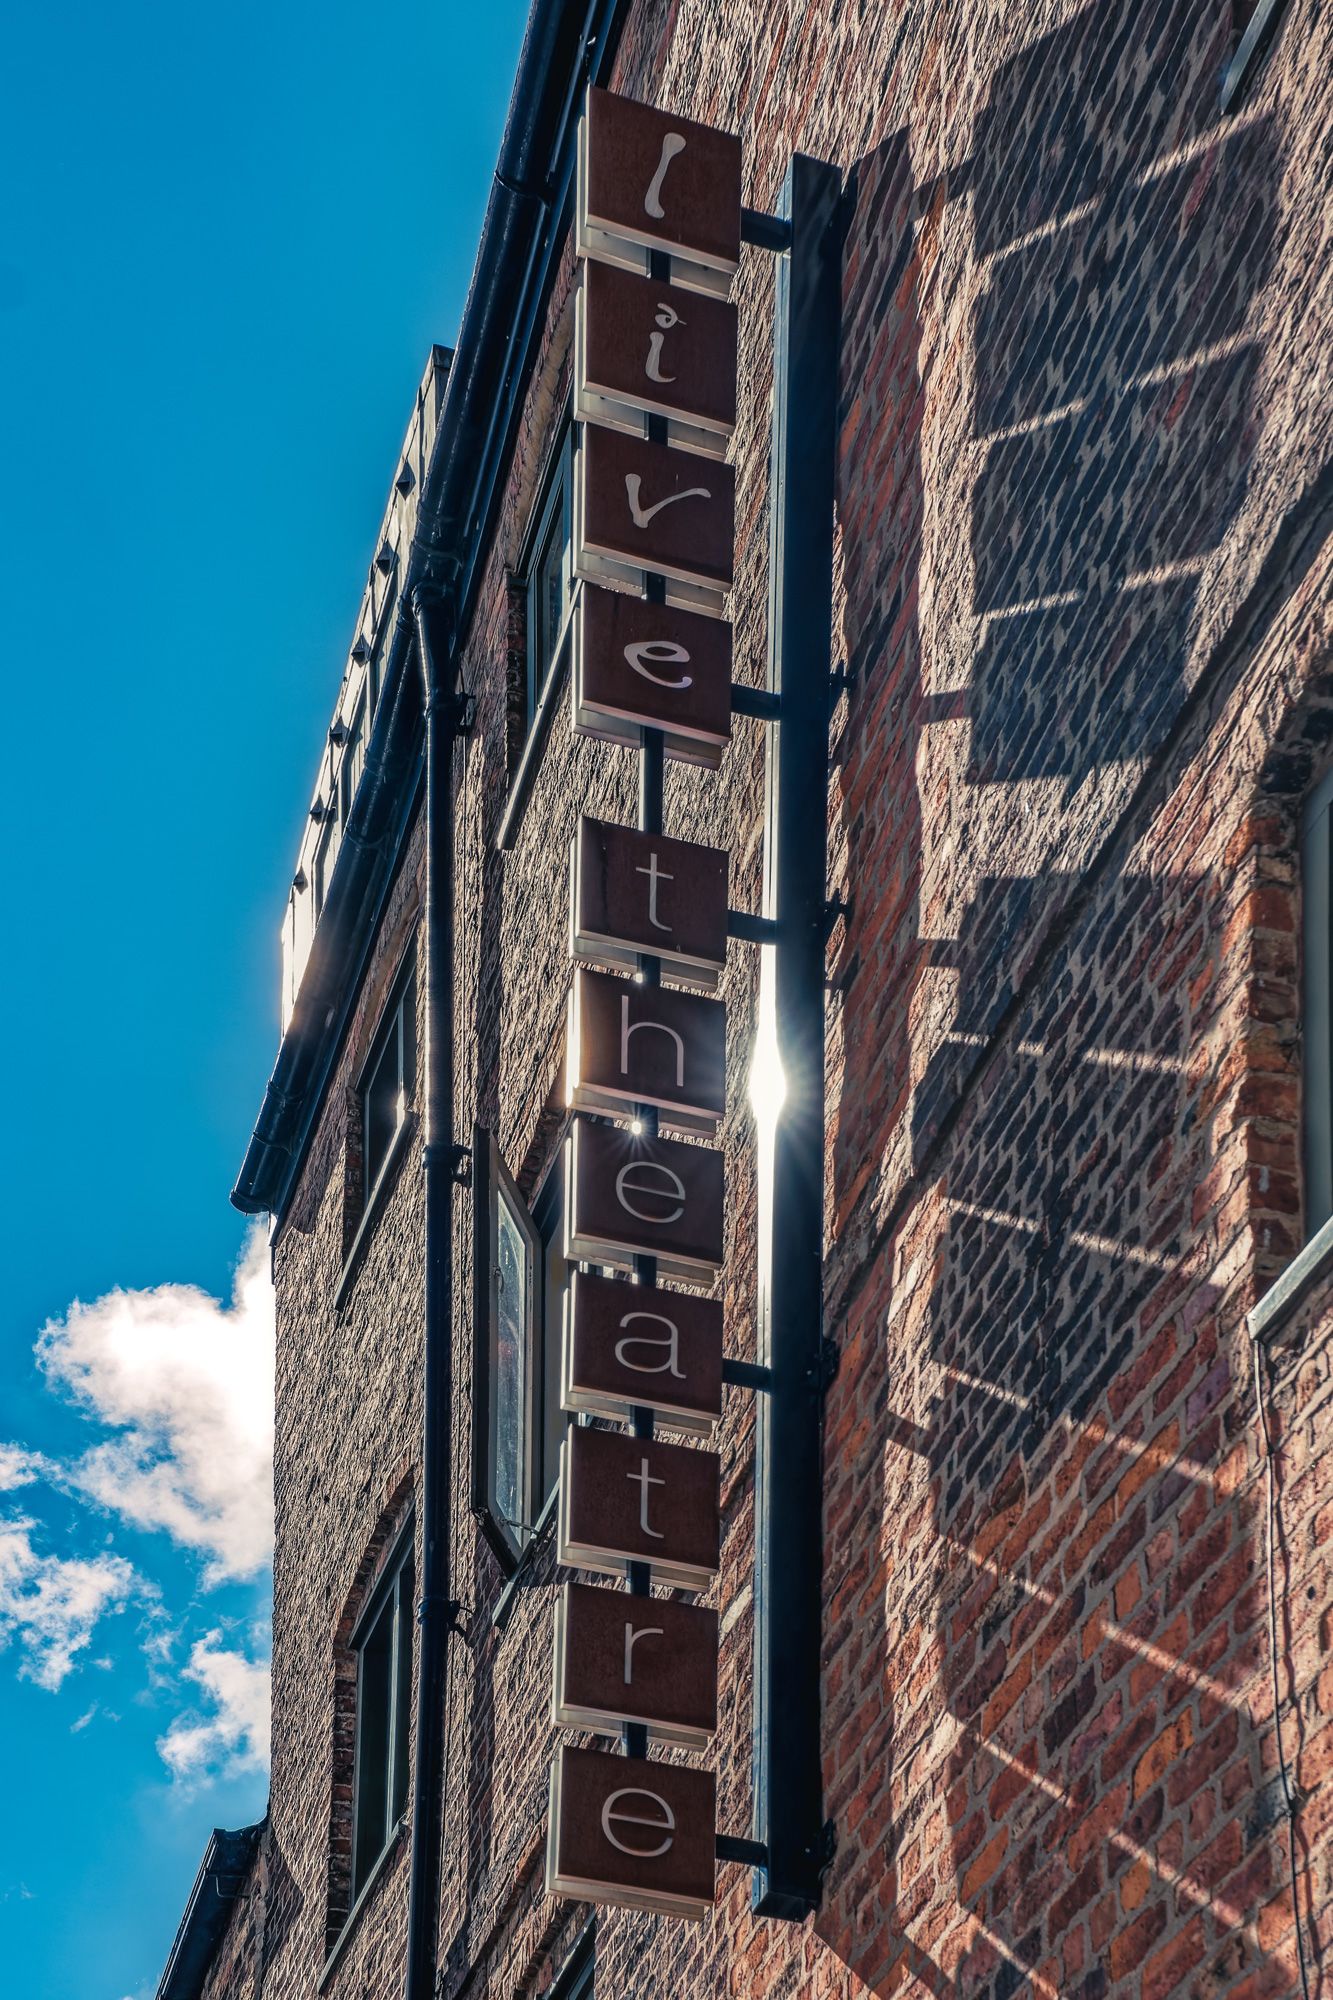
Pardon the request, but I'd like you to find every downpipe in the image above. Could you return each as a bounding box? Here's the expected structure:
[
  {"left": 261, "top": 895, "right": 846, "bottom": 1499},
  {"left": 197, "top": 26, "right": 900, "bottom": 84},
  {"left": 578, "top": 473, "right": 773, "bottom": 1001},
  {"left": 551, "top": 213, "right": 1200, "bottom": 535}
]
[{"left": 404, "top": 586, "right": 464, "bottom": 2000}]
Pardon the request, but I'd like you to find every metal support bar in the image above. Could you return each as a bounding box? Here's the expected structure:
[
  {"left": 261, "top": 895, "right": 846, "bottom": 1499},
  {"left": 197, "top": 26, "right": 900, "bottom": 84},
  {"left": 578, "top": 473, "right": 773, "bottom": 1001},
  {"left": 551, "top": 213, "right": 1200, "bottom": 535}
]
[
  {"left": 741, "top": 206, "right": 794, "bottom": 253},
  {"left": 730, "top": 683, "right": 782, "bottom": 720},
  {"left": 749, "top": 152, "right": 843, "bottom": 1922},
  {"left": 727, "top": 909, "right": 780, "bottom": 946},
  {"left": 717, "top": 1834, "right": 770, "bottom": 1866},
  {"left": 722, "top": 1357, "right": 773, "bottom": 1391}
]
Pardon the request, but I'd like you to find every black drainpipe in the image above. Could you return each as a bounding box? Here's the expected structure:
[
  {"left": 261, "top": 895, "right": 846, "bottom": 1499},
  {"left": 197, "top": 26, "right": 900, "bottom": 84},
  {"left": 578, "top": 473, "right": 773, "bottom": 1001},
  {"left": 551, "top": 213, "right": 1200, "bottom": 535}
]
[{"left": 405, "top": 585, "right": 464, "bottom": 2000}]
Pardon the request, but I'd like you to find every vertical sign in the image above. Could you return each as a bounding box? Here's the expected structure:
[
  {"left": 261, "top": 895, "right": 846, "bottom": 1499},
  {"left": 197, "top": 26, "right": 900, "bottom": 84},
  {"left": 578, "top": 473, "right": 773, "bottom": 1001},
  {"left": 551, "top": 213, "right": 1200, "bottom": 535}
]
[{"left": 549, "top": 86, "right": 749, "bottom": 1926}]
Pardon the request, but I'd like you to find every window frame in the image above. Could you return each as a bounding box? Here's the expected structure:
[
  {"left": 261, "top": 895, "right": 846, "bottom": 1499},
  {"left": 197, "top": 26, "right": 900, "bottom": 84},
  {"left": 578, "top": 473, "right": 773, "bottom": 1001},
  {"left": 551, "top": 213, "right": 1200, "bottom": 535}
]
[
  {"left": 551, "top": 1931, "right": 595, "bottom": 2000},
  {"left": 1303, "top": 765, "right": 1333, "bottom": 1238},
  {"left": 359, "top": 946, "right": 418, "bottom": 1212},
  {"left": 518, "top": 422, "right": 575, "bottom": 735},
  {"left": 471, "top": 1128, "right": 570, "bottom": 1573},
  {"left": 347, "top": 1521, "right": 414, "bottom": 1904},
  {"left": 1221, "top": 0, "right": 1290, "bottom": 111}
]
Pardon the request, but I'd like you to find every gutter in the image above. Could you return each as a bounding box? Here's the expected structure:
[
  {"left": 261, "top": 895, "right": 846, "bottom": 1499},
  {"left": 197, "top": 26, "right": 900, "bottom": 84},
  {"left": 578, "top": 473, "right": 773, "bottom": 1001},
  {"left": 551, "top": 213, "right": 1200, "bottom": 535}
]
[{"left": 156, "top": 1823, "right": 264, "bottom": 2000}]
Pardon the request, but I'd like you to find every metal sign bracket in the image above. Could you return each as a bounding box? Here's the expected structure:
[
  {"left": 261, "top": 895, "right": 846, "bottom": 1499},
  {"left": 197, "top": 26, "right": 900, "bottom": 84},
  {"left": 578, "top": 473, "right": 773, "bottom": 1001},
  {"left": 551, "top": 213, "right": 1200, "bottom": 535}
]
[{"left": 747, "top": 150, "right": 845, "bottom": 1922}]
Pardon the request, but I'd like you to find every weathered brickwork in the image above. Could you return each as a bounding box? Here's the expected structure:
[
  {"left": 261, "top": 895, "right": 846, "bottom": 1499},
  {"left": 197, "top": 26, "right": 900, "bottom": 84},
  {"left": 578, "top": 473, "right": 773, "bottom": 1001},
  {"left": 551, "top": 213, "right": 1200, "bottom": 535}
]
[{"left": 198, "top": 1, "right": 1333, "bottom": 1996}]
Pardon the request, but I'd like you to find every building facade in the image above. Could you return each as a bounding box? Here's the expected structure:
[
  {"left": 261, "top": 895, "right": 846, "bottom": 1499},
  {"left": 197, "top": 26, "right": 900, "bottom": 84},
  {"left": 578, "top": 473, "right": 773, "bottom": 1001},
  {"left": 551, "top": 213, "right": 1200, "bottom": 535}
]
[{"left": 159, "top": 1, "right": 1333, "bottom": 1995}]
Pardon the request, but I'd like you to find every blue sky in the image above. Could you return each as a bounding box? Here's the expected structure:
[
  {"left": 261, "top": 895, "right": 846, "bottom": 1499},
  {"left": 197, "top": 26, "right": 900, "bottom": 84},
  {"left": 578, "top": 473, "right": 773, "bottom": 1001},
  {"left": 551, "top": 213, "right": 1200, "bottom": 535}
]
[{"left": 0, "top": 3, "right": 529, "bottom": 1992}]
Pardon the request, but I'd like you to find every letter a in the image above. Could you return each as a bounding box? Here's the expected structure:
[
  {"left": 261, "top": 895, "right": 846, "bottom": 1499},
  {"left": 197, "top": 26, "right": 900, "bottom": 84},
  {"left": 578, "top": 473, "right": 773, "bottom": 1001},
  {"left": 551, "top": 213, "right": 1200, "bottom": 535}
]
[{"left": 615, "top": 1309, "right": 687, "bottom": 1379}]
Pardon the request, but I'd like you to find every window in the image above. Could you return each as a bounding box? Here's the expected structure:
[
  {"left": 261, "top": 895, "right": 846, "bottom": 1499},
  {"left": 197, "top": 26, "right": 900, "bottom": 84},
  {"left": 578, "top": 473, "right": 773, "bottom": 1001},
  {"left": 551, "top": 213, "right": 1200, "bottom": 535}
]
[
  {"left": 350, "top": 1532, "right": 413, "bottom": 1900},
  {"left": 552, "top": 1934, "right": 595, "bottom": 2000},
  {"left": 521, "top": 428, "right": 574, "bottom": 729},
  {"left": 339, "top": 698, "right": 366, "bottom": 825},
  {"left": 1222, "top": 0, "right": 1290, "bottom": 110},
  {"left": 1304, "top": 766, "right": 1333, "bottom": 1236},
  {"left": 361, "top": 950, "right": 417, "bottom": 1201},
  {"left": 473, "top": 1132, "right": 569, "bottom": 1568}
]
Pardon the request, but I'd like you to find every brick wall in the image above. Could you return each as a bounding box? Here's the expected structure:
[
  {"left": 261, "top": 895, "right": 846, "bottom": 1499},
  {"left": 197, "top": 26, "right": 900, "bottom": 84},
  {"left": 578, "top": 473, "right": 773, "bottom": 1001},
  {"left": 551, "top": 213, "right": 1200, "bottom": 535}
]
[{"left": 200, "top": 0, "right": 1333, "bottom": 1995}]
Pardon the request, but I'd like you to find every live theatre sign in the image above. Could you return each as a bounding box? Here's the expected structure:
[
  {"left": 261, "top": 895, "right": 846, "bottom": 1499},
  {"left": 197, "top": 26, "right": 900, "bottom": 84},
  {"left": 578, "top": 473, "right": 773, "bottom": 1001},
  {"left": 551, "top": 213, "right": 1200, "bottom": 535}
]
[{"left": 546, "top": 85, "right": 745, "bottom": 1923}]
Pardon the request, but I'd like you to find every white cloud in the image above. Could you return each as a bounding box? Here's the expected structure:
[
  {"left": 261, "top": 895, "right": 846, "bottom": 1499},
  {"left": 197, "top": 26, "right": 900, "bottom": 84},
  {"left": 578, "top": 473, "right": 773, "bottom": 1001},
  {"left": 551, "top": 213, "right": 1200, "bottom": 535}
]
[
  {"left": 35, "top": 1227, "right": 274, "bottom": 1581},
  {"left": 0, "top": 1445, "right": 42, "bottom": 1492},
  {"left": 0, "top": 1516, "right": 137, "bottom": 1690},
  {"left": 157, "top": 1633, "right": 270, "bottom": 1782}
]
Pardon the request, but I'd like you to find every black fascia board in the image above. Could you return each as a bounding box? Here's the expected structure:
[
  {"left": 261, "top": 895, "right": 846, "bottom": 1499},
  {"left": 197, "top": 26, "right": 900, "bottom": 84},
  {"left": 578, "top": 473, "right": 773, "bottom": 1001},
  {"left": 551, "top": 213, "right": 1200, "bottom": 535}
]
[
  {"left": 231, "top": 0, "right": 632, "bottom": 1225},
  {"left": 156, "top": 1823, "right": 263, "bottom": 2000}
]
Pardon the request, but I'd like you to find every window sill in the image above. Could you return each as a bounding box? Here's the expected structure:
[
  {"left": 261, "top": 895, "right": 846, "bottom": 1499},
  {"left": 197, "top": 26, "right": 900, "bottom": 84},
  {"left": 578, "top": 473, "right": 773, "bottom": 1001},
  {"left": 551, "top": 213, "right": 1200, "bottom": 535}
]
[
  {"left": 319, "top": 1816, "right": 408, "bottom": 1988},
  {"left": 1248, "top": 1212, "right": 1333, "bottom": 1345},
  {"left": 335, "top": 1113, "right": 418, "bottom": 1312}
]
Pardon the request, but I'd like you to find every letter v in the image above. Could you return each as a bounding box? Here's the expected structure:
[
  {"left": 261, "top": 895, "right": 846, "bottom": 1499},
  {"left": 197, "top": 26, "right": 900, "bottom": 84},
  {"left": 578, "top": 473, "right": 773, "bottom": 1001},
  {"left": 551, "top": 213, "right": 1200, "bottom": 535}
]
[{"left": 625, "top": 473, "right": 712, "bottom": 530}]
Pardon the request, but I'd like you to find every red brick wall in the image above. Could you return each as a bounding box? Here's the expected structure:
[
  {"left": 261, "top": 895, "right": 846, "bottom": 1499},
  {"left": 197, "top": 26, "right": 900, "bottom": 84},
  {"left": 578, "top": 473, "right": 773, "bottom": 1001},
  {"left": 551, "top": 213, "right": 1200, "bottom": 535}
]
[{"left": 199, "top": 0, "right": 1333, "bottom": 1995}]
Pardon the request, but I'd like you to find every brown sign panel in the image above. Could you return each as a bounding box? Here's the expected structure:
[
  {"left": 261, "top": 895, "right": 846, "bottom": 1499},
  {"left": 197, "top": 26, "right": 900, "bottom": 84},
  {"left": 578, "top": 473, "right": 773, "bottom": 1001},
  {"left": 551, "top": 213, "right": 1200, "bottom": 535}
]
[
  {"left": 553, "top": 1580, "right": 719, "bottom": 1746},
  {"left": 568, "top": 968, "right": 725, "bottom": 1136},
  {"left": 558, "top": 1422, "right": 720, "bottom": 1590},
  {"left": 566, "top": 1117, "right": 724, "bottom": 1279},
  {"left": 547, "top": 1743, "right": 717, "bottom": 1920},
  {"left": 579, "top": 85, "right": 741, "bottom": 283},
  {"left": 577, "top": 424, "right": 735, "bottom": 597},
  {"left": 573, "top": 586, "right": 732, "bottom": 768},
  {"left": 562, "top": 1269, "right": 723, "bottom": 1434},
  {"left": 578, "top": 261, "right": 737, "bottom": 447},
  {"left": 572, "top": 815, "right": 728, "bottom": 991}
]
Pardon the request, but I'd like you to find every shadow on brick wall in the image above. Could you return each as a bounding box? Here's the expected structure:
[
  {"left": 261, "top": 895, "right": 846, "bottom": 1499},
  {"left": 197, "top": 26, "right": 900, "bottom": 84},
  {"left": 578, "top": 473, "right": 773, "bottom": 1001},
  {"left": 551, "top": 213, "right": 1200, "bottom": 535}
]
[{"left": 822, "top": 2, "right": 1286, "bottom": 1994}]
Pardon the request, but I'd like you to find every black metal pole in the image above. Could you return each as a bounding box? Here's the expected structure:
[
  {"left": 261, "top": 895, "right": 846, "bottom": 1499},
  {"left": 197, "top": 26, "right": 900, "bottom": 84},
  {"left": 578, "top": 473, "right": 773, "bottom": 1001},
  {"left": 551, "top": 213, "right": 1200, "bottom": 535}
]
[
  {"left": 749, "top": 153, "right": 843, "bottom": 1920},
  {"left": 406, "top": 589, "right": 462, "bottom": 2000}
]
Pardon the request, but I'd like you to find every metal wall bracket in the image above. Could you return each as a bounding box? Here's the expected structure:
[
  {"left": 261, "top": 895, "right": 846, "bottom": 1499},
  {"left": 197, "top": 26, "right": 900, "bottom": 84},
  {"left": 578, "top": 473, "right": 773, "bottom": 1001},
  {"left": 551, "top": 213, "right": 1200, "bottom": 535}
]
[
  {"left": 717, "top": 1833, "right": 771, "bottom": 1866},
  {"left": 731, "top": 683, "right": 783, "bottom": 721},
  {"left": 808, "top": 1336, "right": 840, "bottom": 1396},
  {"left": 728, "top": 908, "right": 780, "bottom": 946},
  {"left": 449, "top": 1145, "right": 473, "bottom": 1187},
  {"left": 721, "top": 1356, "right": 773, "bottom": 1391}
]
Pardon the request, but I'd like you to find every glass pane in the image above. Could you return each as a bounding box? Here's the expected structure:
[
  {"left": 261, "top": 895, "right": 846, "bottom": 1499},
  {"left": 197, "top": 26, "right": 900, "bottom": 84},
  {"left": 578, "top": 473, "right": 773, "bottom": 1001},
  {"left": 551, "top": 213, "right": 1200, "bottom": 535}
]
[
  {"left": 493, "top": 1189, "right": 529, "bottom": 1543},
  {"left": 536, "top": 1173, "right": 567, "bottom": 1506},
  {"left": 400, "top": 971, "right": 417, "bottom": 1106},
  {"left": 530, "top": 491, "right": 567, "bottom": 710},
  {"left": 364, "top": 1027, "right": 401, "bottom": 1191},
  {"left": 353, "top": 1597, "right": 393, "bottom": 1895},
  {"left": 390, "top": 1559, "right": 413, "bottom": 1824}
]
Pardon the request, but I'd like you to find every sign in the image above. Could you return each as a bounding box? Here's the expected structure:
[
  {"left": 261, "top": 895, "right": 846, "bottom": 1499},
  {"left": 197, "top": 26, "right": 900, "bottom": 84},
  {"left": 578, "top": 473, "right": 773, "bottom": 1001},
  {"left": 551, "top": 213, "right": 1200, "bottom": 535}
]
[
  {"left": 567, "top": 966, "right": 726, "bottom": 1135},
  {"left": 549, "top": 89, "right": 750, "bottom": 1926},
  {"left": 562, "top": 1269, "right": 723, "bottom": 1433},
  {"left": 547, "top": 1743, "right": 717, "bottom": 1919},
  {"left": 572, "top": 585, "right": 732, "bottom": 768},
  {"left": 577, "top": 260, "right": 738, "bottom": 451},
  {"left": 572, "top": 815, "right": 729, "bottom": 990},
  {"left": 558, "top": 1422, "right": 720, "bottom": 1589},
  {"left": 566, "top": 1116, "right": 724, "bottom": 1277},
  {"left": 553, "top": 1580, "right": 719, "bottom": 1746},
  {"left": 576, "top": 84, "right": 741, "bottom": 295},
  {"left": 576, "top": 423, "right": 735, "bottom": 609}
]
